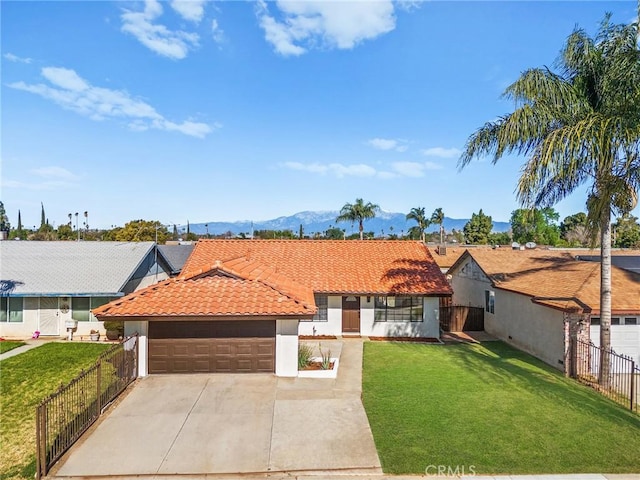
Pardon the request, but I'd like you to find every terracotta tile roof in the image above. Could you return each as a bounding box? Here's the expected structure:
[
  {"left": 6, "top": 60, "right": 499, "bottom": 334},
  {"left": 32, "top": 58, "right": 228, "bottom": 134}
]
[
  {"left": 181, "top": 240, "right": 452, "bottom": 296},
  {"left": 454, "top": 249, "right": 640, "bottom": 314},
  {"left": 93, "top": 258, "right": 316, "bottom": 319},
  {"left": 428, "top": 246, "right": 490, "bottom": 269}
]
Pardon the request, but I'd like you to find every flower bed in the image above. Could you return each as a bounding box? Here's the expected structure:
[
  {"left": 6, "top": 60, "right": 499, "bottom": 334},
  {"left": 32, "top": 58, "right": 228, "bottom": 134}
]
[{"left": 298, "top": 356, "right": 339, "bottom": 379}]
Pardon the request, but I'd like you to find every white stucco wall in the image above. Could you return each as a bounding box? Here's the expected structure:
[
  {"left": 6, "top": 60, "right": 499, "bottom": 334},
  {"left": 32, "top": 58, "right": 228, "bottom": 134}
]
[
  {"left": 298, "top": 295, "right": 342, "bottom": 336},
  {"left": 276, "top": 319, "right": 299, "bottom": 377},
  {"left": 450, "top": 257, "right": 492, "bottom": 308},
  {"left": 297, "top": 295, "right": 441, "bottom": 338},
  {"left": 124, "top": 320, "right": 148, "bottom": 377},
  {"left": 0, "top": 297, "right": 39, "bottom": 338},
  {"left": 360, "top": 296, "right": 440, "bottom": 338},
  {"left": 487, "top": 289, "right": 566, "bottom": 370},
  {"left": 450, "top": 257, "right": 566, "bottom": 370},
  {"left": 0, "top": 295, "right": 118, "bottom": 339}
]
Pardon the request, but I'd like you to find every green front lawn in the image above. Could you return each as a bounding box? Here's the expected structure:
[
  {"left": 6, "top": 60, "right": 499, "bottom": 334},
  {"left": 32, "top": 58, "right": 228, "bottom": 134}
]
[
  {"left": 0, "top": 341, "right": 26, "bottom": 354},
  {"left": 0, "top": 342, "right": 110, "bottom": 479},
  {"left": 362, "top": 341, "right": 640, "bottom": 475}
]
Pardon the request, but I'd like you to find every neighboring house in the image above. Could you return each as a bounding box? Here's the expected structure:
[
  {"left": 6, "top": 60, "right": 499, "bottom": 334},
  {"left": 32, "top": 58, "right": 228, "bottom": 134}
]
[
  {"left": 574, "top": 252, "right": 640, "bottom": 275},
  {"left": 157, "top": 243, "right": 195, "bottom": 276},
  {"left": 0, "top": 241, "right": 171, "bottom": 338},
  {"left": 448, "top": 249, "right": 640, "bottom": 370},
  {"left": 94, "top": 240, "right": 452, "bottom": 377},
  {"left": 429, "top": 245, "right": 489, "bottom": 273}
]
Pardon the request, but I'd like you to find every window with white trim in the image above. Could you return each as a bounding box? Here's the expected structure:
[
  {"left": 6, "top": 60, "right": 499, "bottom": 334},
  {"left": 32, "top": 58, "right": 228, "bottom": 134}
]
[
  {"left": 0, "top": 297, "right": 24, "bottom": 323},
  {"left": 374, "top": 296, "right": 423, "bottom": 322},
  {"left": 73, "top": 297, "right": 114, "bottom": 322}
]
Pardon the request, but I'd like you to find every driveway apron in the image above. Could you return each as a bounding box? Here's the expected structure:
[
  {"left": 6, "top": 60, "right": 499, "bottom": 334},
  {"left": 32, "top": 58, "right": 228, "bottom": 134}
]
[{"left": 51, "top": 339, "right": 381, "bottom": 476}]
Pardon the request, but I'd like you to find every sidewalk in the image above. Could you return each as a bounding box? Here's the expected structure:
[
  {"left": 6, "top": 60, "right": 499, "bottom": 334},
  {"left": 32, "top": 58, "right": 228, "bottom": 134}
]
[
  {"left": 43, "top": 472, "right": 640, "bottom": 479},
  {"left": 0, "top": 338, "right": 56, "bottom": 360}
]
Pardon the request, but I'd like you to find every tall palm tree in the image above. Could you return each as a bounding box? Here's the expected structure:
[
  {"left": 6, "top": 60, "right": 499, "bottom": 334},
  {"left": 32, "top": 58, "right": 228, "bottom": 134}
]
[
  {"left": 431, "top": 207, "right": 445, "bottom": 244},
  {"left": 337, "top": 198, "right": 379, "bottom": 240},
  {"left": 406, "top": 207, "right": 430, "bottom": 242},
  {"left": 459, "top": 15, "right": 640, "bottom": 386}
]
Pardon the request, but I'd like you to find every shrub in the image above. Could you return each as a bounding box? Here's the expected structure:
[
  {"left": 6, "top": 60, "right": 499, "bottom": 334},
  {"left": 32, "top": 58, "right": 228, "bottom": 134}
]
[
  {"left": 298, "top": 343, "right": 314, "bottom": 369},
  {"left": 319, "top": 343, "right": 332, "bottom": 370}
]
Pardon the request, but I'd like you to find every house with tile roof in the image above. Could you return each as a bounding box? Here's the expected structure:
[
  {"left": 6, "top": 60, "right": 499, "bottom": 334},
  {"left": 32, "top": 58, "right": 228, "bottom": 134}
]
[
  {"left": 447, "top": 249, "right": 640, "bottom": 370},
  {"left": 0, "top": 241, "right": 171, "bottom": 339},
  {"left": 93, "top": 239, "right": 452, "bottom": 377}
]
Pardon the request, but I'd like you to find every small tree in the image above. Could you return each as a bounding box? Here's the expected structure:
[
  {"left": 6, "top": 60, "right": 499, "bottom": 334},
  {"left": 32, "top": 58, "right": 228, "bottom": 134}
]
[
  {"left": 40, "top": 202, "right": 46, "bottom": 230},
  {"left": 0, "top": 201, "right": 10, "bottom": 233},
  {"left": 463, "top": 209, "right": 493, "bottom": 244},
  {"left": 510, "top": 208, "right": 561, "bottom": 245},
  {"left": 560, "top": 212, "right": 590, "bottom": 246},
  {"left": 115, "top": 220, "right": 170, "bottom": 243},
  {"left": 613, "top": 213, "right": 640, "bottom": 248}
]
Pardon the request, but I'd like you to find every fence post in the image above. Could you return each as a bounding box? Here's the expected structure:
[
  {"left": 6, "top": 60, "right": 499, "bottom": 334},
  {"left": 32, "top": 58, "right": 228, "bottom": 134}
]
[
  {"left": 37, "top": 402, "right": 48, "bottom": 479},
  {"left": 35, "top": 404, "right": 42, "bottom": 480},
  {"left": 631, "top": 360, "right": 636, "bottom": 412},
  {"left": 136, "top": 333, "right": 140, "bottom": 379},
  {"left": 96, "top": 360, "right": 102, "bottom": 413}
]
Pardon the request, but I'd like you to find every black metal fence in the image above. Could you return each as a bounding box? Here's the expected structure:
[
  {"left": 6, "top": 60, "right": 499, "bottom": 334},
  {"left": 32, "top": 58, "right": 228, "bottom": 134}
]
[
  {"left": 35, "top": 335, "right": 138, "bottom": 479},
  {"left": 572, "top": 338, "right": 638, "bottom": 413}
]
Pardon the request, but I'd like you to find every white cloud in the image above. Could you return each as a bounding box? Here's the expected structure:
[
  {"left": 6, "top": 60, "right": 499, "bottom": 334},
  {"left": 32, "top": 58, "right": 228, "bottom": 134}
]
[
  {"left": 121, "top": 0, "right": 199, "bottom": 60},
  {"left": 211, "top": 19, "right": 224, "bottom": 44},
  {"left": 170, "top": 0, "right": 206, "bottom": 23},
  {"left": 281, "top": 159, "right": 442, "bottom": 179},
  {"left": 396, "top": 0, "right": 422, "bottom": 12},
  {"left": 367, "top": 137, "right": 408, "bottom": 152},
  {"left": 31, "top": 166, "right": 80, "bottom": 180},
  {"left": 9, "top": 66, "right": 213, "bottom": 138},
  {"left": 1, "top": 166, "right": 79, "bottom": 191},
  {"left": 391, "top": 161, "right": 442, "bottom": 177},
  {"left": 42, "top": 67, "right": 89, "bottom": 91},
  {"left": 4, "top": 53, "right": 32, "bottom": 64},
  {"left": 421, "top": 147, "right": 462, "bottom": 159},
  {"left": 256, "top": 0, "right": 396, "bottom": 56},
  {"left": 283, "top": 161, "right": 377, "bottom": 178}
]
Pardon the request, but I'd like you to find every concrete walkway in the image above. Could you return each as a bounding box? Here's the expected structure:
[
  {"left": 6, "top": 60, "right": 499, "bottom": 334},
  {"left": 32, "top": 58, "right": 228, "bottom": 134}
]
[
  {"left": 0, "top": 338, "right": 50, "bottom": 360},
  {"left": 49, "top": 338, "right": 381, "bottom": 478}
]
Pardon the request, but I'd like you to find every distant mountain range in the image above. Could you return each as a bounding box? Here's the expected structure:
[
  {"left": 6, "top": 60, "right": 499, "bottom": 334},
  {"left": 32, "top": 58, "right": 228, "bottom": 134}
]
[{"left": 179, "top": 210, "right": 510, "bottom": 236}]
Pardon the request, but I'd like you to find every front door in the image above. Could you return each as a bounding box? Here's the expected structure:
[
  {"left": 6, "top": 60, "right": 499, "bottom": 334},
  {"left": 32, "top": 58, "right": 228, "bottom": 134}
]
[
  {"left": 342, "top": 296, "right": 360, "bottom": 333},
  {"left": 39, "top": 297, "right": 60, "bottom": 336}
]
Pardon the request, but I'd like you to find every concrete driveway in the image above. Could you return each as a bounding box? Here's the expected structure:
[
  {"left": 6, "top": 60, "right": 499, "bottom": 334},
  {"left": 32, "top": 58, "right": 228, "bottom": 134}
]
[{"left": 51, "top": 339, "right": 381, "bottom": 477}]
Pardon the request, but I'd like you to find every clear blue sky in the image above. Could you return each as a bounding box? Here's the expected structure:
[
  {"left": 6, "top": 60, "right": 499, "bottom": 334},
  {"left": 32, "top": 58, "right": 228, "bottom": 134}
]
[{"left": 2, "top": 0, "right": 638, "bottom": 229}]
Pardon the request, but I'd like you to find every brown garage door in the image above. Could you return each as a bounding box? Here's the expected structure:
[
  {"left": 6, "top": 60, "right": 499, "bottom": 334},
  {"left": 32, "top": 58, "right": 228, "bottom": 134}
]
[{"left": 148, "top": 321, "right": 275, "bottom": 374}]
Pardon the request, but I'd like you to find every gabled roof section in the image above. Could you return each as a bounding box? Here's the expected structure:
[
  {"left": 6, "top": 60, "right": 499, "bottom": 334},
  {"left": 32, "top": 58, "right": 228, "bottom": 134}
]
[
  {"left": 93, "top": 257, "right": 317, "bottom": 319},
  {"left": 157, "top": 244, "right": 195, "bottom": 275},
  {"left": 451, "top": 249, "right": 640, "bottom": 314},
  {"left": 0, "top": 241, "right": 156, "bottom": 296},
  {"left": 180, "top": 240, "right": 452, "bottom": 296}
]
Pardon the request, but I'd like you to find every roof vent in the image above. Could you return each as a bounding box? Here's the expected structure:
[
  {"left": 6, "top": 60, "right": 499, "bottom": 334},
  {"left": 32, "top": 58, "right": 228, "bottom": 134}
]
[{"left": 438, "top": 246, "right": 447, "bottom": 255}]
